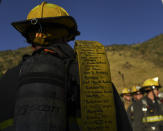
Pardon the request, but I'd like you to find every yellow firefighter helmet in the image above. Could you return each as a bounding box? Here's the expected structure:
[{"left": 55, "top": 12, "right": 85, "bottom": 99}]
[
  {"left": 27, "top": 1, "right": 69, "bottom": 20},
  {"left": 141, "top": 77, "right": 161, "bottom": 92},
  {"left": 121, "top": 88, "right": 131, "bottom": 96},
  {"left": 131, "top": 86, "right": 142, "bottom": 93},
  {"left": 12, "top": 1, "right": 80, "bottom": 45}
]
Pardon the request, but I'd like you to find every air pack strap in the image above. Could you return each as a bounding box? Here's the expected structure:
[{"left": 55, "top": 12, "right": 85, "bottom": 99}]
[{"left": 18, "top": 72, "right": 65, "bottom": 88}]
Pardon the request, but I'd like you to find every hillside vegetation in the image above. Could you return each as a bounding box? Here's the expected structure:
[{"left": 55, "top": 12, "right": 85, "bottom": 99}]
[
  {"left": 0, "top": 34, "right": 163, "bottom": 92},
  {"left": 105, "top": 34, "right": 163, "bottom": 92}
]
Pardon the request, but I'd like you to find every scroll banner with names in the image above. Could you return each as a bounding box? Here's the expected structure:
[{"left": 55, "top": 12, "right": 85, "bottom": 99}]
[{"left": 74, "top": 40, "right": 117, "bottom": 131}]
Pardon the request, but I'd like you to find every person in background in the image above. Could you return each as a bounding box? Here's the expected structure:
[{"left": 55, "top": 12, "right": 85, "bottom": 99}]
[
  {"left": 158, "top": 92, "right": 163, "bottom": 103},
  {"left": 120, "top": 88, "right": 132, "bottom": 110},
  {"left": 131, "top": 77, "right": 163, "bottom": 131},
  {"left": 131, "top": 86, "right": 144, "bottom": 102},
  {"left": 127, "top": 85, "right": 144, "bottom": 129}
]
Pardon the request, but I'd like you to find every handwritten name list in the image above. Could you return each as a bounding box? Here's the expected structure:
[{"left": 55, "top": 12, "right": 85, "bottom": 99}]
[{"left": 75, "top": 41, "right": 117, "bottom": 131}]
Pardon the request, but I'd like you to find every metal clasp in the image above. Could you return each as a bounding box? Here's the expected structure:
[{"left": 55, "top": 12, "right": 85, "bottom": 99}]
[{"left": 31, "top": 18, "right": 38, "bottom": 25}]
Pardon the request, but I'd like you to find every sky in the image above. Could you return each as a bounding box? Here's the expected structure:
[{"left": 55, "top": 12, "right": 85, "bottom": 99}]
[{"left": 0, "top": 0, "right": 163, "bottom": 51}]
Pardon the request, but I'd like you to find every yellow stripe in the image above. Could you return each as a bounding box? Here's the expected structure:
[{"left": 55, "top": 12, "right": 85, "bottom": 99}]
[
  {"left": 0, "top": 118, "right": 13, "bottom": 130},
  {"left": 142, "top": 115, "right": 163, "bottom": 123}
]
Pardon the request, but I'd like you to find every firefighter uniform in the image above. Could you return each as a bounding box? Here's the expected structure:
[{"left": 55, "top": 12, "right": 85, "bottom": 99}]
[
  {"left": 0, "top": 1, "right": 132, "bottom": 131},
  {"left": 121, "top": 88, "right": 132, "bottom": 110},
  {"left": 136, "top": 96, "right": 163, "bottom": 131},
  {"left": 127, "top": 85, "right": 144, "bottom": 126},
  {"left": 131, "top": 77, "right": 163, "bottom": 131}
]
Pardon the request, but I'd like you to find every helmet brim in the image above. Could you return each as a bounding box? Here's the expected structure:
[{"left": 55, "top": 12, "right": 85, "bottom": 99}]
[
  {"left": 132, "top": 91, "right": 144, "bottom": 95},
  {"left": 140, "top": 86, "right": 161, "bottom": 92},
  {"left": 120, "top": 93, "right": 131, "bottom": 97},
  {"left": 11, "top": 16, "right": 80, "bottom": 41}
]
